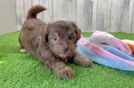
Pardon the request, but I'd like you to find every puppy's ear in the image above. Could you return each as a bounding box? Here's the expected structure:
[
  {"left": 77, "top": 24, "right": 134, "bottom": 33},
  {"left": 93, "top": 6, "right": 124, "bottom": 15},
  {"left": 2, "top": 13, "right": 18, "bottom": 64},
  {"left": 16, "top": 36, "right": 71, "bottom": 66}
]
[
  {"left": 75, "top": 28, "right": 81, "bottom": 41},
  {"left": 41, "top": 25, "right": 50, "bottom": 44},
  {"left": 70, "top": 22, "right": 81, "bottom": 41}
]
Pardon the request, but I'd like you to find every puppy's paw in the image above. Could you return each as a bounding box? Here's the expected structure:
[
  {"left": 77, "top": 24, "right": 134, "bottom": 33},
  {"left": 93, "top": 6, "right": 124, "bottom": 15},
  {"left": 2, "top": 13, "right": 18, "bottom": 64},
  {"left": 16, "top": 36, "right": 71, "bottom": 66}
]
[
  {"left": 81, "top": 58, "right": 93, "bottom": 67},
  {"left": 56, "top": 66, "right": 75, "bottom": 79},
  {"left": 20, "top": 49, "right": 26, "bottom": 53},
  {"left": 74, "top": 57, "right": 93, "bottom": 67},
  {"left": 74, "top": 53, "right": 93, "bottom": 67}
]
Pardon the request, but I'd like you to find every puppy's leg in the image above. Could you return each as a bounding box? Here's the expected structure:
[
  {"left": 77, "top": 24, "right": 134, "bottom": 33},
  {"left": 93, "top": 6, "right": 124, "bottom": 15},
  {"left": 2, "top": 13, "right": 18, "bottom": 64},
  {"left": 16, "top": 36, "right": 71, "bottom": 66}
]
[
  {"left": 49, "top": 59, "right": 75, "bottom": 79},
  {"left": 38, "top": 50, "right": 75, "bottom": 79},
  {"left": 20, "top": 48, "right": 26, "bottom": 53},
  {"left": 19, "top": 38, "right": 26, "bottom": 53},
  {"left": 73, "top": 52, "right": 92, "bottom": 67}
]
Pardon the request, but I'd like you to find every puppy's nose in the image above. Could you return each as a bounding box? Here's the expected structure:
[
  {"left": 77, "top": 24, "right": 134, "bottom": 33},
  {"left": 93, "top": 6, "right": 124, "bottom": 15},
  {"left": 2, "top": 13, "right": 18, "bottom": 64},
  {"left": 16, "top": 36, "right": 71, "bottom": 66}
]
[{"left": 63, "top": 47, "right": 68, "bottom": 53}]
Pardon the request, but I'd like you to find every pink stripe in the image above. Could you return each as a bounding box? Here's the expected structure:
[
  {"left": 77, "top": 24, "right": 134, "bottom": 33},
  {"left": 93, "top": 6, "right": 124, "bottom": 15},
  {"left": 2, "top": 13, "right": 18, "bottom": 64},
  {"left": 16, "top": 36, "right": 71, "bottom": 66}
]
[
  {"left": 111, "top": 38, "right": 132, "bottom": 55},
  {"left": 78, "top": 38, "right": 88, "bottom": 45},
  {"left": 85, "top": 42, "right": 134, "bottom": 67}
]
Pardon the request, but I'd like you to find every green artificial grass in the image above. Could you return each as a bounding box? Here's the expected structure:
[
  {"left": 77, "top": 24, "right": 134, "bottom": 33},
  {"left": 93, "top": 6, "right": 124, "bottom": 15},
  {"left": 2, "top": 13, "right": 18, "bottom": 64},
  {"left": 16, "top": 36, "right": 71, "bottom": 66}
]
[{"left": 0, "top": 31, "right": 134, "bottom": 88}]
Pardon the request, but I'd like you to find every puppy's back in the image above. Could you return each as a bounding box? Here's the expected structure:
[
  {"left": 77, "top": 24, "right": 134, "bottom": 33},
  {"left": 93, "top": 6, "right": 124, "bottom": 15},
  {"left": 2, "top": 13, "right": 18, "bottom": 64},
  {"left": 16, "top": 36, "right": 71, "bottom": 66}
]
[
  {"left": 19, "top": 5, "right": 47, "bottom": 55},
  {"left": 22, "top": 5, "right": 47, "bottom": 31}
]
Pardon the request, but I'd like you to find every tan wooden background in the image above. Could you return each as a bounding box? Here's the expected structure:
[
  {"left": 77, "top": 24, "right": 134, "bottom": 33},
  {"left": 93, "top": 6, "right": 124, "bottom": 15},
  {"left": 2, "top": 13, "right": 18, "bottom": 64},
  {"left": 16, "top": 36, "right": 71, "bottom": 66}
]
[
  {"left": 0, "top": 0, "right": 16, "bottom": 34},
  {"left": 16, "top": 0, "right": 134, "bottom": 33}
]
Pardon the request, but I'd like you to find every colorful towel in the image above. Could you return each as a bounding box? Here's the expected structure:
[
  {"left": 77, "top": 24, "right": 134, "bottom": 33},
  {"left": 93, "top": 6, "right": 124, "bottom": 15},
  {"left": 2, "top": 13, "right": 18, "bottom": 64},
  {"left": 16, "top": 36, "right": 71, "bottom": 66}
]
[
  {"left": 76, "top": 38, "right": 134, "bottom": 71},
  {"left": 90, "top": 31, "right": 132, "bottom": 55},
  {"left": 122, "top": 39, "right": 134, "bottom": 54}
]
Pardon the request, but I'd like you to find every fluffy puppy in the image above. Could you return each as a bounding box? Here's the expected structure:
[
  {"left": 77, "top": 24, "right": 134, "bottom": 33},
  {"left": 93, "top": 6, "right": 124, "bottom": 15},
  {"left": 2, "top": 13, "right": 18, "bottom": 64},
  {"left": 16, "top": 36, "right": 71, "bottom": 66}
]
[{"left": 19, "top": 5, "right": 92, "bottom": 79}]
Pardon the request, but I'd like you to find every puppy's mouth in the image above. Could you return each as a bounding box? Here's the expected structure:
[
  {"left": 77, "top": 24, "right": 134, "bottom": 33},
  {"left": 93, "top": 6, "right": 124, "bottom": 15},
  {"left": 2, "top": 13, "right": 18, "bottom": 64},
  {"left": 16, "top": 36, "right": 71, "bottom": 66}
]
[{"left": 58, "top": 54, "right": 67, "bottom": 58}]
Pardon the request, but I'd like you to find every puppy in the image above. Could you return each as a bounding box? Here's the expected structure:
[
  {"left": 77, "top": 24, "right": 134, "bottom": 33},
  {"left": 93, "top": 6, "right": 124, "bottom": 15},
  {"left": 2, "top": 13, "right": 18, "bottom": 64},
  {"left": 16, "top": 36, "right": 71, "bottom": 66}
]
[{"left": 19, "top": 5, "right": 92, "bottom": 79}]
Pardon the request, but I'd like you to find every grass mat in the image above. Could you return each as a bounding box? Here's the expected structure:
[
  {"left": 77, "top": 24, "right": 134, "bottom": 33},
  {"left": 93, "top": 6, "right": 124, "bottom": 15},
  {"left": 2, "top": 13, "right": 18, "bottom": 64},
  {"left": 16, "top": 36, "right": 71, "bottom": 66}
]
[{"left": 0, "top": 32, "right": 134, "bottom": 88}]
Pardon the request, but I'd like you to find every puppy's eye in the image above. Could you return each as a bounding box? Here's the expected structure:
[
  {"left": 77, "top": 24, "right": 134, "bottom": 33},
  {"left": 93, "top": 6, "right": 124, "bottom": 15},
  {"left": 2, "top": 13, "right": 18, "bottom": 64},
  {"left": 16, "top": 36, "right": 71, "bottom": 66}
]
[
  {"left": 68, "top": 36, "right": 73, "bottom": 41},
  {"left": 52, "top": 37, "right": 59, "bottom": 43},
  {"left": 53, "top": 38, "right": 57, "bottom": 41}
]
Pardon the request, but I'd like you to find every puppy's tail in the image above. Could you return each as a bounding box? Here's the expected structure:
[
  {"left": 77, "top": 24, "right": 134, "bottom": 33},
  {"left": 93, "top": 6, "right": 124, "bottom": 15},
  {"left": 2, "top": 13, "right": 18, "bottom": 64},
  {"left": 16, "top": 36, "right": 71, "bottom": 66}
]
[{"left": 26, "top": 5, "right": 46, "bottom": 19}]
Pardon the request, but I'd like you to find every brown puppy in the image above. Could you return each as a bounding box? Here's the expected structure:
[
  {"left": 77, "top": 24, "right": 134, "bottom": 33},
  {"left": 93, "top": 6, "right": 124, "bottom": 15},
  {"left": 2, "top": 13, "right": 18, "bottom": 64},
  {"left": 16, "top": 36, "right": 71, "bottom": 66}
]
[{"left": 19, "top": 5, "right": 92, "bottom": 79}]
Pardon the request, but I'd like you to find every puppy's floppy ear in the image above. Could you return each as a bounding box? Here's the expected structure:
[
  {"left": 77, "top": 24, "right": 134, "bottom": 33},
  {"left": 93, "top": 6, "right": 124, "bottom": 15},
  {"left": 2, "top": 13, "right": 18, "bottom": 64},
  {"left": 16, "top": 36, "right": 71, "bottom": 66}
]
[
  {"left": 41, "top": 24, "right": 50, "bottom": 44},
  {"left": 70, "top": 22, "right": 81, "bottom": 41},
  {"left": 75, "top": 28, "right": 81, "bottom": 41}
]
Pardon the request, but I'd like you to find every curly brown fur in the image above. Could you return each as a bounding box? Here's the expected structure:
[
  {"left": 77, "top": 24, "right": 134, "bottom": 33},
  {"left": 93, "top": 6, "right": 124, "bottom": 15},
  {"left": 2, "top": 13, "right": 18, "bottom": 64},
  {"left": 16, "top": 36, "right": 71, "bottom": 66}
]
[{"left": 19, "top": 5, "right": 92, "bottom": 79}]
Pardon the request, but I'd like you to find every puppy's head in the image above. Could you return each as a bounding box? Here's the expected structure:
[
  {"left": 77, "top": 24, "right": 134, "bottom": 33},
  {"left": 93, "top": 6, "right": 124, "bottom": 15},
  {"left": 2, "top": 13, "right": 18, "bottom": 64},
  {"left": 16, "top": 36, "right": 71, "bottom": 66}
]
[{"left": 42, "top": 20, "right": 81, "bottom": 59}]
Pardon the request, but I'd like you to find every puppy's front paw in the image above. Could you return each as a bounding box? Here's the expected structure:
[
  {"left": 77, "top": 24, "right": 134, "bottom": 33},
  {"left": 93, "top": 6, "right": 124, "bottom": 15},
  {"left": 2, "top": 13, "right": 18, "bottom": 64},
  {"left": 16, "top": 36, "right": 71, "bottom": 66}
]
[
  {"left": 81, "top": 58, "right": 93, "bottom": 67},
  {"left": 55, "top": 66, "right": 75, "bottom": 79},
  {"left": 73, "top": 57, "right": 93, "bottom": 67},
  {"left": 73, "top": 53, "right": 93, "bottom": 67}
]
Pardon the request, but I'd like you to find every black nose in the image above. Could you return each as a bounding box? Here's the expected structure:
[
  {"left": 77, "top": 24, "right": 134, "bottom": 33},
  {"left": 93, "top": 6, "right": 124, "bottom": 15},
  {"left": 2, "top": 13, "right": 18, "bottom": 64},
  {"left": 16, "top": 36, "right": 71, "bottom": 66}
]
[{"left": 63, "top": 48, "right": 68, "bottom": 53}]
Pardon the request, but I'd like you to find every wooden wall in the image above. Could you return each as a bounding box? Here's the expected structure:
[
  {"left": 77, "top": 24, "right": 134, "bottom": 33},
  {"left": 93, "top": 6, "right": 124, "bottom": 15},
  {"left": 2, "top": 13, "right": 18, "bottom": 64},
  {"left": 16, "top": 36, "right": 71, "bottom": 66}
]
[
  {"left": 16, "top": 0, "right": 134, "bottom": 33},
  {"left": 0, "top": 0, "right": 16, "bottom": 34}
]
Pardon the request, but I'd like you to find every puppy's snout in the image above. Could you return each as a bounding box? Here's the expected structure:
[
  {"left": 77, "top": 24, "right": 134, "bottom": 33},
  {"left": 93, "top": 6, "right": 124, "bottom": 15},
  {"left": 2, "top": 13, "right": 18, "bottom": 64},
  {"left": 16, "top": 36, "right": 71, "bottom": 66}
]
[{"left": 63, "top": 47, "right": 68, "bottom": 53}]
